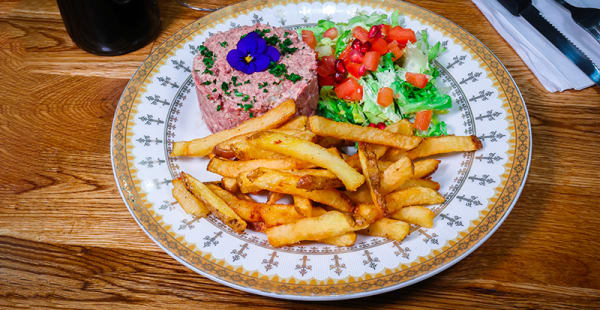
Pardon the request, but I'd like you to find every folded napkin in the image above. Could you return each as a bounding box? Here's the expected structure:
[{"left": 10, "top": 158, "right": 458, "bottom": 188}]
[{"left": 473, "top": 0, "right": 600, "bottom": 92}]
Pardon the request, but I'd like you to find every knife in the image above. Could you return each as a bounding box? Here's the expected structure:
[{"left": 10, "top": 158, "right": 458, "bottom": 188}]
[{"left": 498, "top": 0, "right": 600, "bottom": 86}]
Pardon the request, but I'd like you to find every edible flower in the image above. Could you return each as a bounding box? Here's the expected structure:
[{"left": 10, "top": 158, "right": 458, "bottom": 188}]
[{"left": 227, "top": 32, "right": 280, "bottom": 74}]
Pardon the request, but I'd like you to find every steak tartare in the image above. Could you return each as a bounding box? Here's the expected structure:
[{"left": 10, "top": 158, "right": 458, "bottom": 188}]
[{"left": 192, "top": 24, "right": 318, "bottom": 132}]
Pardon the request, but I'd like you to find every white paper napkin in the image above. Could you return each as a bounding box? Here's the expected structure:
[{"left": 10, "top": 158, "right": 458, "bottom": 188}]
[{"left": 472, "top": 0, "right": 600, "bottom": 92}]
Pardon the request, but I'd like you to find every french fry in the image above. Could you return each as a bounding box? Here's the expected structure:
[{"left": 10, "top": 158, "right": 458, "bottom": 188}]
[
  {"left": 308, "top": 115, "right": 422, "bottom": 150},
  {"left": 395, "top": 179, "right": 441, "bottom": 191},
  {"left": 217, "top": 129, "right": 317, "bottom": 160},
  {"left": 310, "top": 206, "right": 327, "bottom": 217},
  {"left": 381, "top": 156, "right": 414, "bottom": 194},
  {"left": 285, "top": 169, "right": 337, "bottom": 178},
  {"left": 207, "top": 157, "right": 311, "bottom": 178},
  {"left": 390, "top": 206, "right": 435, "bottom": 228},
  {"left": 172, "top": 99, "right": 296, "bottom": 157},
  {"left": 206, "top": 183, "right": 261, "bottom": 222},
  {"left": 172, "top": 178, "right": 210, "bottom": 217},
  {"left": 266, "top": 192, "right": 285, "bottom": 205},
  {"left": 366, "top": 218, "right": 410, "bottom": 242},
  {"left": 358, "top": 142, "right": 387, "bottom": 217},
  {"left": 293, "top": 195, "right": 312, "bottom": 217},
  {"left": 266, "top": 211, "right": 357, "bottom": 247},
  {"left": 182, "top": 173, "right": 247, "bottom": 233},
  {"left": 249, "top": 131, "right": 365, "bottom": 191},
  {"left": 320, "top": 232, "right": 356, "bottom": 247},
  {"left": 381, "top": 148, "right": 406, "bottom": 162},
  {"left": 407, "top": 135, "right": 483, "bottom": 159},
  {"left": 279, "top": 115, "right": 307, "bottom": 130},
  {"left": 221, "top": 177, "right": 239, "bottom": 193},
  {"left": 260, "top": 204, "right": 305, "bottom": 227},
  {"left": 296, "top": 174, "right": 344, "bottom": 190},
  {"left": 353, "top": 203, "right": 383, "bottom": 225},
  {"left": 346, "top": 185, "right": 372, "bottom": 204},
  {"left": 239, "top": 168, "right": 354, "bottom": 212},
  {"left": 385, "top": 186, "right": 445, "bottom": 213},
  {"left": 413, "top": 159, "right": 441, "bottom": 179}
]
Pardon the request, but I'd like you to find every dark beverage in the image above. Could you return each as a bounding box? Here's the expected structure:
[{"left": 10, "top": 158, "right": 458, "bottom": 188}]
[{"left": 57, "top": 0, "right": 161, "bottom": 56}]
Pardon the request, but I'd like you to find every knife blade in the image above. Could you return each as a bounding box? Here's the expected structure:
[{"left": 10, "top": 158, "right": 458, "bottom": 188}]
[{"left": 498, "top": 0, "right": 600, "bottom": 86}]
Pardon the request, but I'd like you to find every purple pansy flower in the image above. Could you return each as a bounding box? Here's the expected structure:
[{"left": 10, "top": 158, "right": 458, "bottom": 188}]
[{"left": 227, "top": 31, "right": 280, "bottom": 74}]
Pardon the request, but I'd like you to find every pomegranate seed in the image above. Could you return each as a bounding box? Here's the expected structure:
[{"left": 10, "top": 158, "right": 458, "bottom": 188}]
[
  {"left": 368, "top": 123, "right": 377, "bottom": 128},
  {"left": 334, "top": 71, "right": 347, "bottom": 83},
  {"left": 351, "top": 39, "right": 362, "bottom": 50},
  {"left": 360, "top": 41, "right": 371, "bottom": 54},
  {"left": 358, "top": 64, "right": 366, "bottom": 76},
  {"left": 376, "top": 122, "right": 386, "bottom": 129},
  {"left": 348, "top": 49, "right": 364, "bottom": 63},
  {"left": 368, "top": 25, "right": 382, "bottom": 39},
  {"left": 335, "top": 59, "right": 346, "bottom": 73}
]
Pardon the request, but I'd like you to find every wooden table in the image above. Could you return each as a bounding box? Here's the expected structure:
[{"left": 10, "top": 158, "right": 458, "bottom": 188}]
[{"left": 1, "top": 0, "right": 599, "bottom": 308}]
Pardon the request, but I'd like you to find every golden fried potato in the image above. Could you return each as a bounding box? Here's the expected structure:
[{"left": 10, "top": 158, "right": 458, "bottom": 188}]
[
  {"left": 358, "top": 142, "right": 387, "bottom": 217},
  {"left": 207, "top": 157, "right": 311, "bottom": 178},
  {"left": 182, "top": 173, "right": 246, "bottom": 233},
  {"left": 239, "top": 168, "right": 354, "bottom": 212},
  {"left": 249, "top": 131, "right": 365, "bottom": 191},
  {"left": 366, "top": 218, "right": 410, "bottom": 242},
  {"left": 390, "top": 206, "right": 435, "bottom": 228},
  {"left": 353, "top": 203, "right": 383, "bottom": 225},
  {"left": 308, "top": 116, "right": 422, "bottom": 150},
  {"left": 296, "top": 174, "right": 344, "bottom": 190},
  {"left": 172, "top": 99, "right": 296, "bottom": 157},
  {"left": 260, "top": 204, "right": 305, "bottom": 227},
  {"left": 385, "top": 186, "right": 445, "bottom": 213},
  {"left": 221, "top": 177, "right": 239, "bottom": 193},
  {"left": 266, "top": 211, "right": 357, "bottom": 247},
  {"left": 293, "top": 195, "right": 312, "bottom": 217},
  {"left": 395, "top": 179, "right": 441, "bottom": 191},
  {"left": 205, "top": 183, "right": 261, "bottom": 222},
  {"left": 407, "top": 135, "right": 483, "bottom": 160},
  {"left": 266, "top": 192, "right": 285, "bottom": 205},
  {"left": 381, "top": 156, "right": 414, "bottom": 194},
  {"left": 227, "top": 129, "right": 317, "bottom": 160},
  {"left": 346, "top": 185, "right": 372, "bottom": 204},
  {"left": 279, "top": 115, "right": 307, "bottom": 130},
  {"left": 320, "top": 232, "right": 357, "bottom": 247},
  {"left": 172, "top": 178, "right": 210, "bottom": 217}
]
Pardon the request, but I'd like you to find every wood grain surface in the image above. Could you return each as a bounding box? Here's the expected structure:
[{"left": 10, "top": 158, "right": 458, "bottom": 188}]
[{"left": 1, "top": 0, "right": 599, "bottom": 308}]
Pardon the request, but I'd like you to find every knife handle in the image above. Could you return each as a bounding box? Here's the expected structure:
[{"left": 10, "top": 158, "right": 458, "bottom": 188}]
[{"left": 498, "top": 0, "right": 531, "bottom": 16}]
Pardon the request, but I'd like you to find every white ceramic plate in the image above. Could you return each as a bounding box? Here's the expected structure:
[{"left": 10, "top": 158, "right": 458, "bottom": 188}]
[{"left": 111, "top": 0, "right": 531, "bottom": 300}]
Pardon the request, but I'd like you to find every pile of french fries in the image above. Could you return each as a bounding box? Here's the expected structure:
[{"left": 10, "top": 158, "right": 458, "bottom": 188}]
[{"left": 170, "top": 99, "right": 482, "bottom": 247}]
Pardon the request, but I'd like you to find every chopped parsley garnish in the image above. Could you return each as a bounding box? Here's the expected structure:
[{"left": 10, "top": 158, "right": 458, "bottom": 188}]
[
  {"left": 258, "top": 82, "right": 269, "bottom": 89},
  {"left": 212, "top": 88, "right": 217, "bottom": 92},
  {"left": 244, "top": 80, "right": 251, "bottom": 84},
  {"left": 203, "top": 69, "right": 214, "bottom": 75},
  {"left": 206, "top": 94, "right": 211, "bottom": 99},
  {"left": 284, "top": 32, "right": 290, "bottom": 37},
  {"left": 255, "top": 29, "right": 271, "bottom": 37},
  {"left": 216, "top": 105, "right": 222, "bottom": 111},
  {"left": 263, "top": 89, "right": 268, "bottom": 93},
  {"left": 278, "top": 38, "right": 297, "bottom": 55},
  {"left": 249, "top": 112, "right": 254, "bottom": 118},
  {"left": 221, "top": 82, "right": 230, "bottom": 91},
  {"left": 265, "top": 35, "right": 280, "bottom": 46},
  {"left": 219, "top": 41, "right": 228, "bottom": 47},
  {"left": 234, "top": 90, "right": 244, "bottom": 97},
  {"left": 285, "top": 73, "right": 302, "bottom": 83},
  {"left": 198, "top": 45, "right": 216, "bottom": 74},
  {"left": 268, "top": 62, "right": 287, "bottom": 77},
  {"left": 232, "top": 76, "right": 242, "bottom": 86},
  {"left": 201, "top": 80, "right": 211, "bottom": 85},
  {"left": 242, "top": 95, "right": 250, "bottom": 102}
]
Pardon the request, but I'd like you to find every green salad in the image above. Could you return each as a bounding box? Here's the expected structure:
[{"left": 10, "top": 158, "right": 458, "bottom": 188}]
[{"left": 298, "top": 11, "right": 451, "bottom": 136}]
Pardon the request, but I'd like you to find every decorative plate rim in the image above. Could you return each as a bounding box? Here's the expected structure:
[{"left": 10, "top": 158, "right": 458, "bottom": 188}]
[{"left": 110, "top": 0, "right": 531, "bottom": 301}]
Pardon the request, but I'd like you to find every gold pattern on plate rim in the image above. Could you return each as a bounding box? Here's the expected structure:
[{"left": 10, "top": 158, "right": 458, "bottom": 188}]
[{"left": 111, "top": 0, "right": 531, "bottom": 298}]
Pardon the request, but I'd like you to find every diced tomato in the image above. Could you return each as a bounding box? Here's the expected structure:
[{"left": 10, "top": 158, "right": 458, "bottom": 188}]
[
  {"left": 347, "top": 49, "right": 364, "bottom": 63},
  {"left": 377, "top": 87, "right": 394, "bottom": 107},
  {"left": 318, "top": 74, "right": 335, "bottom": 86},
  {"left": 406, "top": 72, "right": 429, "bottom": 88},
  {"left": 301, "top": 30, "right": 317, "bottom": 49},
  {"left": 346, "top": 62, "right": 365, "bottom": 78},
  {"left": 335, "top": 78, "right": 363, "bottom": 101},
  {"left": 317, "top": 55, "right": 336, "bottom": 77},
  {"left": 339, "top": 43, "right": 353, "bottom": 61},
  {"left": 324, "top": 27, "right": 338, "bottom": 39},
  {"left": 370, "top": 38, "right": 389, "bottom": 55},
  {"left": 388, "top": 26, "right": 416, "bottom": 44},
  {"left": 363, "top": 51, "right": 380, "bottom": 71},
  {"left": 352, "top": 26, "right": 369, "bottom": 43},
  {"left": 381, "top": 24, "right": 391, "bottom": 37},
  {"left": 388, "top": 41, "right": 404, "bottom": 61},
  {"left": 414, "top": 110, "right": 433, "bottom": 131}
]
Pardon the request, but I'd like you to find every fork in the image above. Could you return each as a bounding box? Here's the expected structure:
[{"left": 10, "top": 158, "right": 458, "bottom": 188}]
[{"left": 555, "top": 0, "right": 600, "bottom": 44}]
